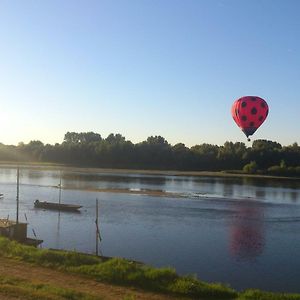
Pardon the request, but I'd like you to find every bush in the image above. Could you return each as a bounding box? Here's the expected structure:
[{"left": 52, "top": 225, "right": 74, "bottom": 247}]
[
  {"left": 267, "top": 165, "right": 300, "bottom": 177},
  {"left": 243, "top": 161, "right": 258, "bottom": 174}
]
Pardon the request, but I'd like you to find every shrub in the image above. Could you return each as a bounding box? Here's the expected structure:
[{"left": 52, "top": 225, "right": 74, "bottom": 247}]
[{"left": 243, "top": 161, "right": 258, "bottom": 174}]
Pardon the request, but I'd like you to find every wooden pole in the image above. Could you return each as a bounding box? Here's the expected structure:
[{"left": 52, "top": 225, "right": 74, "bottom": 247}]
[
  {"left": 16, "top": 167, "right": 19, "bottom": 224},
  {"left": 96, "top": 198, "right": 99, "bottom": 256},
  {"left": 59, "top": 171, "right": 62, "bottom": 204}
]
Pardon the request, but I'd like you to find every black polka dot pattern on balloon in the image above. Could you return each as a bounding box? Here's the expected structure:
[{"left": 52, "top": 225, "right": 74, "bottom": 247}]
[
  {"left": 251, "top": 107, "right": 257, "bottom": 115},
  {"left": 232, "top": 96, "right": 269, "bottom": 137}
]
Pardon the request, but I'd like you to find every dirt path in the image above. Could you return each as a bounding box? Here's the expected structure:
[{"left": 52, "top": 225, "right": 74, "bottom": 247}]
[{"left": 0, "top": 257, "right": 180, "bottom": 300}]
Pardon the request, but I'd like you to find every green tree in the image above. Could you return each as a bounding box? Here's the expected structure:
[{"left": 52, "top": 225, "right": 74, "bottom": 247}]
[{"left": 243, "top": 161, "right": 258, "bottom": 174}]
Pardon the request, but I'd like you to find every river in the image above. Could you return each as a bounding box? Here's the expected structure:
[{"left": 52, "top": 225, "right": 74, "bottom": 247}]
[{"left": 0, "top": 166, "right": 300, "bottom": 292}]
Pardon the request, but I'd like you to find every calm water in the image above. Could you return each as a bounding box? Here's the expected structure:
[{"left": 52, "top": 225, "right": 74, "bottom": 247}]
[{"left": 0, "top": 166, "right": 300, "bottom": 292}]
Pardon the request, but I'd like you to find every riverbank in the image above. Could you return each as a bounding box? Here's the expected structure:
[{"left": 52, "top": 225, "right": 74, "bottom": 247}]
[
  {"left": 0, "top": 256, "right": 174, "bottom": 300},
  {"left": 0, "top": 161, "right": 299, "bottom": 181},
  {"left": 0, "top": 238, "right": 299, "bottom": 300},
  {"left": 0, "top": 237, "right": 236, "bottom": 299}
]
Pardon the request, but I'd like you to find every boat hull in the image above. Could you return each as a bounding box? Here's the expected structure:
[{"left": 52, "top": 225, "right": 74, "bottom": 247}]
[{"left": 34, "top": 200, "right": 82, "bottom": 212}]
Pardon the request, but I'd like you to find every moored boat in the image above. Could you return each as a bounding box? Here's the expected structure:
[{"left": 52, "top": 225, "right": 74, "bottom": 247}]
[
  {"left": 34, "top": 172, "right": 82, "bottom": 212},
  {"left": 34, "top": 199, "right": 82, "bottom": 212}
]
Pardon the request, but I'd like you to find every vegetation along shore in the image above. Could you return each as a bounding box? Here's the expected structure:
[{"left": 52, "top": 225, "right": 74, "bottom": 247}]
[
  {"left": 0, "top": 131, "right": 300, "bottom": 178},
  {"left": 0, "top": 237, "right": 299, "bottom": 300}
]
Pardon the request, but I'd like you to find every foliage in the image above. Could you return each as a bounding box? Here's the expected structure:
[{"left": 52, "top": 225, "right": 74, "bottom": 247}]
[
  {"left": 243, "top": 161, "right": 258, "bottom": 174},
  {"left": 0, "top": 132, "right": 300, "bottom": 177}
]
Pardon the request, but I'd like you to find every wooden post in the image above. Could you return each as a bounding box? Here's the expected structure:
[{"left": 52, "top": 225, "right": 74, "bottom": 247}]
[
  {"left": 59, "top": 171, "right": 62, "bottom": 204},
  {"left": 96, "top": 198, "right": 99, "bottom": 256},
  {"left": 16, "top": 167, "right": 19, "bottom": 225}
]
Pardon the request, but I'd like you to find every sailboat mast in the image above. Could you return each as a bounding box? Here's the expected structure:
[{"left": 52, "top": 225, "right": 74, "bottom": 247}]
[{"left": 16, "top": 167, "right": 19, "bottom": 224}]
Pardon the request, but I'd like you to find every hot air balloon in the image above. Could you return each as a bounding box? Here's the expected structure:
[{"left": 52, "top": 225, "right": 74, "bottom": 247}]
[{"left": 231, "top": 96, "right": 269, "bottom": 141}]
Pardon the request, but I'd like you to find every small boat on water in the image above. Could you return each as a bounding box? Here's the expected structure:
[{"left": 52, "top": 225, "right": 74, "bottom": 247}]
[
  {"left": 0, "top": 193, "right": 3, "bottom": 198},
  {"left": 34, "top": 172, "right": 82, "bottom": 212},
  {"left": 34, "top": 200, "right": 82, "bottom": 212}
]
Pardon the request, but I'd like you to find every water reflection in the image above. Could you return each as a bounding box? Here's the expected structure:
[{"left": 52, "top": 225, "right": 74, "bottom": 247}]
[
  {"left": 63, "top": 172, "right": 169, "bottom": 185},
  {"left": 223, "top": 183, "right": 234, "bottom": 197},
  {"left": 2, "top": 167, "right": 300, "bottom": 203},
  {"left": 55, "top": 212, "right": 61, "bottom": 249},
  {"left": 1, "top": 167, "right": 300, "bottom": 292},
  {"left": 291, "top": 191, "right": 299, "bottom": 202},
  {"left": 242, "top": 176, "right": 300, "bottom": 189},
  {"left": 255, "top": 190, "right": 266, "bottom": 199},
  {"left": 230, "top": 201, "right": 265, "bottom": 260}
]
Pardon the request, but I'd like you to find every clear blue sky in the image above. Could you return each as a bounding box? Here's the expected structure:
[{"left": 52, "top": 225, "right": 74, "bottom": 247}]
[{"left": 1, "top": 0, "right": 299, "bottom": 147}]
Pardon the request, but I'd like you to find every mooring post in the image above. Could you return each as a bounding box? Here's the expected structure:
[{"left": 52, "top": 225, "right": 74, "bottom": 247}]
[
  {"left": 59, "top": 171, "right": 62, "bottom": 204},
  {"left": 96, "top": 198, "right": 99, "bottom": 256},
  {"left": 16, "top": 167, "right": 19, "bottom": 225}
]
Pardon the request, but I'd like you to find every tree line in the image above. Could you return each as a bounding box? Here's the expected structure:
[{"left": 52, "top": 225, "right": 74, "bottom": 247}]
[{"left": 0, "top": 131, "right": 300, "bottom": 176}]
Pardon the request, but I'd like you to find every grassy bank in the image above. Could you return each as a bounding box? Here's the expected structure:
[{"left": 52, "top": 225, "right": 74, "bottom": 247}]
[
  {"left": 0, "top": 237, "right": 235, "bottom": 299},
  {"left": 0, "top": 238, "right": 300, "bottom": 299},
  {"left": 0, "top": 273, "right": 103, "bottom": 300}
]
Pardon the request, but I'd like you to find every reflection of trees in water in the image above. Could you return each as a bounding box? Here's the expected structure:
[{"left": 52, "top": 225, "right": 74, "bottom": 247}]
[
  {"left": 25, "top": 170, "right": 45, "bottom": 179},
  {"left": 55, "top": 211, "right": 61, "bottom": 249},
  {"left": 223, "top": 184, "right": 234, "bottom": 197},
  {"left": 255, "top": 190, "right": 266, "bottom": 199},
  {"left": 243, "top": 176, "right": 300, "bottom": 189},
  {"left": 230, "top": 202, "right": 265, "bottom": 260},
  {"left": 61, "top": 172, "right": 168, "bottom": 186},
  {"left": 291, "top": 191, "right": 299, "bottom": 202}
]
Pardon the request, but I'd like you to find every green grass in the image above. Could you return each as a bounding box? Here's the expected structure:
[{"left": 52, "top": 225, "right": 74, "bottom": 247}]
[
  {"left": 0, "top": 237, "right": 236, "bottom": 299},
  {"left": 237, "top": 289, "right": 300, "bottom": 300},
  {"left": 0, "top": 237, "right": 300, "bottom": 300},
  {"left": 0, "top": 274, "right": 103, "bottom": 300}
]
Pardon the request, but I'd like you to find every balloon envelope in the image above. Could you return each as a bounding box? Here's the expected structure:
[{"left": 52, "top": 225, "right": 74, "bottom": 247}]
[{"left": 231, "top": 96, "right": 269, "bottom": 139}]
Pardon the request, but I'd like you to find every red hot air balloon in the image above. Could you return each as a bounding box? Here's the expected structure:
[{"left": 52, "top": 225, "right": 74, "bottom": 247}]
[{"left": 231, "top": 96, "right": 269, "bottom": 141}]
